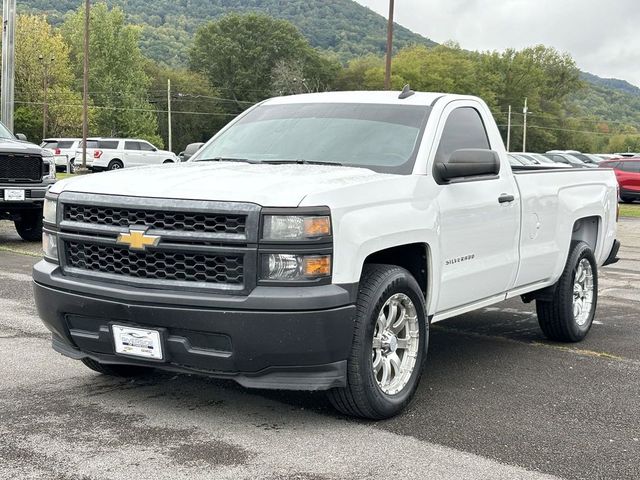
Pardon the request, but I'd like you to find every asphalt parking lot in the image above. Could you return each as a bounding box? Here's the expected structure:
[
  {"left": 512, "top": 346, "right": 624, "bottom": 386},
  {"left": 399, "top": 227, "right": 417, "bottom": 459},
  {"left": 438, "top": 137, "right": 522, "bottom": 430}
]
[{"left": 1, "top": 220, "right": 639, "bottom": 480}]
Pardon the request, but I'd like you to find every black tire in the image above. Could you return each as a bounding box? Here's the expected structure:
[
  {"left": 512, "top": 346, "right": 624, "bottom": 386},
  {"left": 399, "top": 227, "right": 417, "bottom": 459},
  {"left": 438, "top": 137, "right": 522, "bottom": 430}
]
[
  {"left": 328, "top": 264, "right": 428, "bottom": 419},
  {"left": 163, "top": 159, "right": 174, "bottom": 164},
  {"left": 536, "top": 241, "right": 598, "bottom": 342},
  {"left": 107, "top": 159, "right": 124, "bottom": 171},
  {"left": 81, "top": 358, "right": 152, "bottom": 377},
  {"left": 14, "top": 210, "right": 43, "bottom": 241},
  {"left": 620, "top": 196, "right": 634, "bottom": 203}
]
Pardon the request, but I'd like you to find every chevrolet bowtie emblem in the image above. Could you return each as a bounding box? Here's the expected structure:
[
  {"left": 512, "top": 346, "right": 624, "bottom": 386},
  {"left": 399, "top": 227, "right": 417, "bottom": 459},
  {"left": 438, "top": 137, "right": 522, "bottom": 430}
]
[{"left": 116, "top": 227, "right": 161, "bottom": 251}]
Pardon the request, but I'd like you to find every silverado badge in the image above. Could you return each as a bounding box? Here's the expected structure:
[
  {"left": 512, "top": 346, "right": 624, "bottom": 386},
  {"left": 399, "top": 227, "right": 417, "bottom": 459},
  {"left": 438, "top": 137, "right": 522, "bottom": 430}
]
[{"left": 116, "top": 227, "right": 160, "bottom": 251}]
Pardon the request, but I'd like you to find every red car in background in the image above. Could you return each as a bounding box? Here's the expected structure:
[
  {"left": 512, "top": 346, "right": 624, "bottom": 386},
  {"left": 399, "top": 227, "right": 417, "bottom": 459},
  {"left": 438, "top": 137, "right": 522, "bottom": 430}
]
[{"left": 601, "top": 157, "right": 640, "bottom": 202}]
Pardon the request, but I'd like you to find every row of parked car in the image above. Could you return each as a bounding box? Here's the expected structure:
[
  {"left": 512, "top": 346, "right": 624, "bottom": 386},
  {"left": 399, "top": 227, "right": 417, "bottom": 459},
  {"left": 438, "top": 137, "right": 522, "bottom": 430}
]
[
  {"left": 507, "top": 150, "right": 607, "bottom": 169},
  {"left": 508, "top": 149, "right": 640, "bottom": 203},
  {"left": 41, "top": 137, "right": 180, "bottom": 172}
]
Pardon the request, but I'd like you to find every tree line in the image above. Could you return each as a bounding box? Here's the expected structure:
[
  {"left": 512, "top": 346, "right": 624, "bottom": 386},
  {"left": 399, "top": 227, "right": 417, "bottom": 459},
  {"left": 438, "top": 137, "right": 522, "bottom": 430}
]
[{"left": 10, "top": 3, "right": 640, "bottom": 154}]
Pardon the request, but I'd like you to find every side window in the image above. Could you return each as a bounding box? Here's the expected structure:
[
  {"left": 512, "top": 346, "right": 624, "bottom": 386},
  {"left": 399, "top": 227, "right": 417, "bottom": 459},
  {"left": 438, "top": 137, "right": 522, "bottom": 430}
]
[
  {"left": 622, "top": 161, "right": 640, "bottom": 173},
  {"left": 139, "top": 142, "right": 156, "bottom": 152},
  {"left": 124, "top": 141, "right": 140, "bottom": 151},
  {"left": 434, "top": 107, "right": 491, "bottom": 166},
  {"left": 57, "top": 141, "right": 74, "bottom": 149},
  {"left": 98, "top": 140, "right": 119, "bottom": 150}
]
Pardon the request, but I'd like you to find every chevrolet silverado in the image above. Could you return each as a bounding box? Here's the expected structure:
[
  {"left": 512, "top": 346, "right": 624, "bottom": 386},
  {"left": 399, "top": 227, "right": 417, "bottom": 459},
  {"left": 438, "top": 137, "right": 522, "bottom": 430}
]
[{"left": 33, "top": 90, "right": 620, "bottom": 419}]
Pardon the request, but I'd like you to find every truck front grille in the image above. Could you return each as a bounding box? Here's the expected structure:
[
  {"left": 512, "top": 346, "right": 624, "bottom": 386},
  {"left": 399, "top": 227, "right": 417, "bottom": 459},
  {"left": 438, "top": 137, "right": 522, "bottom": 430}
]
[
  {"left": 57, "top": 193, "right": 260, "bottom": 294},
  {"left": 64, "top": 204, "right": 246, "bottom": 235},
  {"left": 65, "top": 241, "right": 244, "bottom": 285},
  {"left": 0, "top": 155, "right": 43, "bottom": 182}
]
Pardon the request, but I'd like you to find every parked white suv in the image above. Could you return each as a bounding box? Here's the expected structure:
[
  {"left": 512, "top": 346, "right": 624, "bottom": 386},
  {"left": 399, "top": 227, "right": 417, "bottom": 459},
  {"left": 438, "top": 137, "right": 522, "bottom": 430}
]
[
  {"left": 41, "top": 138, "right": 81, "bottom": 172},
  {"left": 74, "top": 138, "right": 178, "bottom": 171}
]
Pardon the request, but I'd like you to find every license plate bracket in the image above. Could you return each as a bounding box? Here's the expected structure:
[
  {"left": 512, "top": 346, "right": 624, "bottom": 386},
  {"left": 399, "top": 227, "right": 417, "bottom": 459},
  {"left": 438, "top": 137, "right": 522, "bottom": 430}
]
[{"left": 111, "top": 324, "right": 165, "bottom": 361}]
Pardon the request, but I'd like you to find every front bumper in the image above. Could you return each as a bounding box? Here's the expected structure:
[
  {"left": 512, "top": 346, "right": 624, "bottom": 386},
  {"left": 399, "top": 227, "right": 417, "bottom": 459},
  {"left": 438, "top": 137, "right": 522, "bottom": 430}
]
[
  {"left": 620, "top": 188, "right": 640, "bottom": 200},
  {"left": 0, "top": 183, "right": 51, "bottom": 215},
  {"left": 33, "top": 260, "right": 357, "bottom": 391}
]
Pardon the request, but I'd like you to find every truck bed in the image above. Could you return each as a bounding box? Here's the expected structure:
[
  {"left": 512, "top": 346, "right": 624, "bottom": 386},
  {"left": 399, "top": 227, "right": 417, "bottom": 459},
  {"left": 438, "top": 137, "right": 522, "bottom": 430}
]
[{"left": 511, "top": 167, "right": 618, "bottom": 292}]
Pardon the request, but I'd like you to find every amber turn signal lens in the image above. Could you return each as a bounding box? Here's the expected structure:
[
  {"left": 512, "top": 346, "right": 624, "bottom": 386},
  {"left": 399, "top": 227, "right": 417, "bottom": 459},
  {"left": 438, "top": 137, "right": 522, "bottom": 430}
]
[
  {"left": 303, "top": 255, "right": 331, "bottom": 277},
  {"left": 303, "top": 216, "right": 331, "bottom": 237}
]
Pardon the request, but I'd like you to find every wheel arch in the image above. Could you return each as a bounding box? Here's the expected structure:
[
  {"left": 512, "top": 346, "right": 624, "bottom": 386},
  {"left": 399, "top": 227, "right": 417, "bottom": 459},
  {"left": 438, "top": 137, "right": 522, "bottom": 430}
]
[
  {"left": 571, "top": 216, "right": 600, "bottom": 253},
  {"left": 362, "top": 242, "right": 432, "bottom": 302}
]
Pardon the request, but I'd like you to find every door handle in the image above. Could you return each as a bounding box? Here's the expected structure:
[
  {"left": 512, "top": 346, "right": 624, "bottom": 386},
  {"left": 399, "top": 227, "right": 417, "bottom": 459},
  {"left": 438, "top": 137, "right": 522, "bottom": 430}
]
[{"left": 498, "top": 194, "right": 515, "bottom": 204}]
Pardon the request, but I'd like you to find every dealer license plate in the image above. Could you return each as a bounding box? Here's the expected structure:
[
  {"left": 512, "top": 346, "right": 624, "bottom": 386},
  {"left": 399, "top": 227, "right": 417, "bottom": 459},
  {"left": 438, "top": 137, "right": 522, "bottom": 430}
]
[
  {"left": 112, "top": 325, "right": 163, "bottom": 360},
  {"left": 4, "top": 189, "right": 25, "bottom": 201}
]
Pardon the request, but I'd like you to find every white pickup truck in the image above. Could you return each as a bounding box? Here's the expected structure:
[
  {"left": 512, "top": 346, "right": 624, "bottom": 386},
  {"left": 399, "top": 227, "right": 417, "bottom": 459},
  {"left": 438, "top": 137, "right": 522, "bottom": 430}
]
[{"left": 34, "top": 90, "right": 620, "bottom": 419}]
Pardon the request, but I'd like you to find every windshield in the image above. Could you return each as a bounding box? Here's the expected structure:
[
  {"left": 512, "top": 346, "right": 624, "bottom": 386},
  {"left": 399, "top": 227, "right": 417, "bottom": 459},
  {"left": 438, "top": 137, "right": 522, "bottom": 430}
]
[
  {"left": 572, "top": 153, "right": 598, "bottom": 165},
  {"left": 194, "top": 103, "right": 431, "bottom": 174},
  {"left": 529, "top": 153, "right": 555, "bottom": 164},
  {"left": 0, "top": 121, "right": 15, "bottom": 140}
]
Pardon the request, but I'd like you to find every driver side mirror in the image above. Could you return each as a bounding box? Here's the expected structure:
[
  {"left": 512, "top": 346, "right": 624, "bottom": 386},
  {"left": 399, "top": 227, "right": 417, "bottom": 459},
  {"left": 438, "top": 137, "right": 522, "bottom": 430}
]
[
  {"left": 436, "top": 149, "right": 500, "bottom": 182},
  {"left": 15, "top": 133, "right": 27, "bottom": 141}
]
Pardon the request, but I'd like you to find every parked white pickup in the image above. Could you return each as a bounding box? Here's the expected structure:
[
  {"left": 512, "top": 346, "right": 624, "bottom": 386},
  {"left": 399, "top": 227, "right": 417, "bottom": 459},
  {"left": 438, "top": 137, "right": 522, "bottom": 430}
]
[
  {"left": 36, "top": 90, "right": 620, "bottom": 419},
  {"left": 74, "top": 138, "right": 178, "bottom": 171}
]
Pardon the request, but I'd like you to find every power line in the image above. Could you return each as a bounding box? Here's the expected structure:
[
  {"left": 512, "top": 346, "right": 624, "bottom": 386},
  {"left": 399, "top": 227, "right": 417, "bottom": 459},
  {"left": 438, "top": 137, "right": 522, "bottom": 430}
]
[
  {"left": 14, "top": 100, "right": 240, "bottom": 116},
  {"left": 17, "top": 90, "right": 256, "bottom": 107},
  {"left": 498, "top": 123, "right": 615, "bottom": 136}
]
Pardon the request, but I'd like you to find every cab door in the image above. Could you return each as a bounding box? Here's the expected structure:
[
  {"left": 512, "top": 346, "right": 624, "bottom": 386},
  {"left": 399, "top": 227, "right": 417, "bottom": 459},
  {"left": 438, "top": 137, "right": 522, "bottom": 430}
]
[
  {"left": 617, "top": 160, "right": 640, "bottom": 197},
  {"left": 138, "top": 141, "right": 161, "bottom": 165},
  {"left": 432, "top": 102, "right": 520, "bottom": 313},
  {"left": 124, "top": 141, "right": 144, "bottom": 167}
]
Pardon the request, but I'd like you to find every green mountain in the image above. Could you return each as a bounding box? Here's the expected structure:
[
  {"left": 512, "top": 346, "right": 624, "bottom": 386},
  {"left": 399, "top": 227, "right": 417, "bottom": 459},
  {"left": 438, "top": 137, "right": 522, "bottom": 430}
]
[
  {"left": 21, "top": 0, "right": 437, "bottom": 66},
  {"left": 572, "top": 72, "right": 640, "bottom": 133}
]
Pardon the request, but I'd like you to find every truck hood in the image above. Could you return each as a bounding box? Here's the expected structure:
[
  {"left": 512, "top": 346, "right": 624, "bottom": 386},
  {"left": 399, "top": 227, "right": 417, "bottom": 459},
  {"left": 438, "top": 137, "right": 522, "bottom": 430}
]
[
  {"left": 0, "top": 137, "right": 45, "bottom": 156},
  {"left": 52, "top": 161, "right": 388, "bottom": 207}
]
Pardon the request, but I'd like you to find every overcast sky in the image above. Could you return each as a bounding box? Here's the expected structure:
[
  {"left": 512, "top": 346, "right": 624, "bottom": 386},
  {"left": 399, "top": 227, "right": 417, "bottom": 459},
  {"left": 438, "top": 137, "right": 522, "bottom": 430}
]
[{"left": 355, "top": 0, "right": 640, "bottom": 86}]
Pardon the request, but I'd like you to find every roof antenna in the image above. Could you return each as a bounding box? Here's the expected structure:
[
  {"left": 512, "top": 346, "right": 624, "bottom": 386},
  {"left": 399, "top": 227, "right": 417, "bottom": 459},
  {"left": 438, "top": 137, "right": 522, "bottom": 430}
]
[{"left": 398, "top": 84, "right": 415, "bottom": 99}]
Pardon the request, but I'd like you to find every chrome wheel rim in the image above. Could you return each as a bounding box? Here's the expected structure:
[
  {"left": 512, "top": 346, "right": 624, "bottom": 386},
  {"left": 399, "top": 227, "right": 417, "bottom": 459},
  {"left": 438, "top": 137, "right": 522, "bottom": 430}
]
[
  {"left": 372, "top": 293, "right": 420, "bottom": 395},
  {"left": 573, "top": 258, "right": 594, "bottom": 326}
]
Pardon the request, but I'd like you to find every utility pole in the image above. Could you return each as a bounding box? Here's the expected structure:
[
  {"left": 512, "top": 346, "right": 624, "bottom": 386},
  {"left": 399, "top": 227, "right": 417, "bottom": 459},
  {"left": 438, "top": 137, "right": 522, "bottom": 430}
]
[
  {"left": 39, "top": 54, "right": 55, "bottom": 141},
  {"left": 384, "top": 0, "right": 394, "bottom": 90},
  {"left": 506, "top": 105, "right": 512, "bottom": 152},
  {"left": 522, "top": 97, "right": 528, "bottom": 153},
  {"left": 1, "top": 0, "right": 16, "bottom": 132},
  {"left": 79, "top": 0, "right": 90, "bottom": 174},
  {"left": 167, "top": 78, "right": 172, "bottom": 152}
]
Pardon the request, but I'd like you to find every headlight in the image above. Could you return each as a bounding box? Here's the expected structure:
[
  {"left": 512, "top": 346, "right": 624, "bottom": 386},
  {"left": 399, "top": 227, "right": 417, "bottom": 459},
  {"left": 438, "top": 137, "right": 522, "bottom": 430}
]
[
  {"left": 42, "top": 231, "right": 59, "bottom": 262},
  {"left": 262, "top": 215, "right": 331, "bottom": 241},
  {"left": 261, "top": 254, "right": 331, "bottom": 281},
  {"left": 42, "top": 152, "right": 56, "bottom": 180},
  {"left": 43, "top": 196, "right": 58, "bottom": 224}
]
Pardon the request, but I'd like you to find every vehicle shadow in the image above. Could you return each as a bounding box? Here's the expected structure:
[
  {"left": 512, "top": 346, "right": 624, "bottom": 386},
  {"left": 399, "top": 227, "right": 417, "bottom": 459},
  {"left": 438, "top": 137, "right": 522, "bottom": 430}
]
[{"left": 73, "top": 298, "right": 547, "bottom": 421}]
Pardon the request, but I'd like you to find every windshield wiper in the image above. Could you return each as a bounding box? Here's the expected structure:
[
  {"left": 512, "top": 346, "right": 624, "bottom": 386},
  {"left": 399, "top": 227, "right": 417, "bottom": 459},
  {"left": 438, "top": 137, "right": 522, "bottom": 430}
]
[
  {"left": 261, "top": 159, "right": 345, "bottom": 167},
  {"left": 197, "top": 157, "right": 346, "bottom": 167},
  {"left": 196, "top": 157, "right": 261, "bottom": 164}
]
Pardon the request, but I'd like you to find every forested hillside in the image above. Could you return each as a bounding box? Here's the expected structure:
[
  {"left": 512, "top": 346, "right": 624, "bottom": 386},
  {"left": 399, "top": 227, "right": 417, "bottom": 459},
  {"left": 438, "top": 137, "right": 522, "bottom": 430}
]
[{"left": 21, "top": 0, "right": 436, "bottom": 65}]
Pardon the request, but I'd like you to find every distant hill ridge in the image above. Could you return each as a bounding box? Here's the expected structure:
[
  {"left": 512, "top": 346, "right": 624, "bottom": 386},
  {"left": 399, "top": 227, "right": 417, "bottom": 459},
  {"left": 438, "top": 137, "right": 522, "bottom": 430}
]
[{"left": 21, "top": 0, "right": 437, "bottom": 65}]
